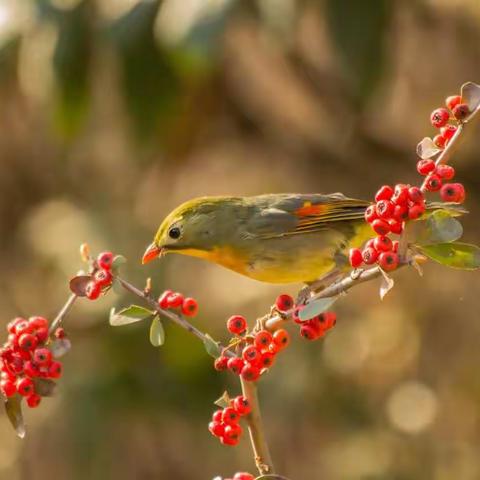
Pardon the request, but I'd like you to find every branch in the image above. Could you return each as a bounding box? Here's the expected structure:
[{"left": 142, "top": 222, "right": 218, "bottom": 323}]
[{"left": 48, "top": 294, "right": 78, "bottom": 335}]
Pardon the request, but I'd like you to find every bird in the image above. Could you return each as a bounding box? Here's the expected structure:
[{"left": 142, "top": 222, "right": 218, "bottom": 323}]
[{"left": 141, "top": 193, "right": 374, "bottom": 284}]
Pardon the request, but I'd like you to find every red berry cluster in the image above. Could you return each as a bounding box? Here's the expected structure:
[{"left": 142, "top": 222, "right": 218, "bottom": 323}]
[
  {"left": 158, "top": 290, "right": 199, "bottom": 317},
  {"left": 86, "top": 251, "right": 115, "bottom": 300},
  {"left": 219, "top": 473, "right": 254, "bottom": 480},
  {"left": 430, "top": 94, "right": 470, "bottom": 148},
  {"left": 208, "top": 395, "right": 251, "bottom": 446},
  {"left": 293, "top": 307, "right": 336, "bottom": 341},
  {"left": 0, "top": 317, "right": 64, "bottom": 408},
  {"left": 214, "top": 315, "right": 289, "bottom": 382},
  {"left": 417, "top": 159, "right": 465, "bottom": 202}
]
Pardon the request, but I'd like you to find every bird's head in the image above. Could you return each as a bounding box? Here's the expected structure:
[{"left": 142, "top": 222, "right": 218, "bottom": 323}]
[{"left": 142, "top": 196, "right": 238, "bottom": 264}]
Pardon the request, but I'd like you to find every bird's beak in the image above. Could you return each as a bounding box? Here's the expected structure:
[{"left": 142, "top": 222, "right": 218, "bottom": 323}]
[{"left": 142, "top": 243, "right": 162, "bottom": 264}]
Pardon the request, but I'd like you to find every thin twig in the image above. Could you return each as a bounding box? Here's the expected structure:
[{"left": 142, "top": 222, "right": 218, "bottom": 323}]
[
  {"left": 240, "top": 377, "right": 275, "bottom": 475},
  {"left": 48, "top": 294, "right": 77, "bottom": 335}
]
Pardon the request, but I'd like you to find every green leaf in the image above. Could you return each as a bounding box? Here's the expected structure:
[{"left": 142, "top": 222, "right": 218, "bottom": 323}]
[
  {"left": 417, "top": 243, "right": 480, "bottom": 270},
  {"left": 213, "top": 391, "right": 231, "bottom": 409},
  {"left": 109, "top": 305, "right": 155, "bottom": 326},
  {"left": 325, "top": 0, "right": 391, "bottom": 107},
  {"left": 417, "top": 210, "right": 463, "bottom": 245},
  {"left": 111, "top": 278, "right": 124, "bottom": 295},
  {"left": 203, "top": 334, "right": 222, "bottom": 358},
  {"left": 461, "top": 81, "right": 480, "bottom": 112},
  {"left": 416, "top": 137, "right": 441, "bottom": 159},
  {"left": 298, "top": 297, "right": 338, "bottom": 321},
  {"left": 111, "top": 255, "right": 127, "bottom": 269},
  {"left": 149, "top": 317, "right": 165, "bottom": 347},
  {"left": 5, "top": 396, "right": 25, "bottom": 438}
]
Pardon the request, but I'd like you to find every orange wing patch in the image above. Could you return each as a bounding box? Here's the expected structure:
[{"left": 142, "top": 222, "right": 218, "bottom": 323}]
[{"left": 295, "top": 201, "right": 329, "bottom": 217}]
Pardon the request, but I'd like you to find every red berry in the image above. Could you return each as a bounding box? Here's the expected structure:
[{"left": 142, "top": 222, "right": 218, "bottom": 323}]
[
  {"left": 392, "top": 240, "right": 399, "bottom": 253},
  {"left": 392, "top": 184, "right": 409, "bottom": 205},
  {"left": 227, "top": 357, "right": 244, "bottom": 375},
  {"left": 33, "top": 348, "right": 52, "bottom": 366},
  {"left": 15, "top": 321, "right": 34, "bottom": 336},
  {"left": 18, "top": 333, "right": 38, "bottom": 351},
  {"left": 166, "top": 292, "right": 184, "bottom": 308},
  {"left": 0, "top": 379, "right": 16, "bottom": 397},
  {"left": 364, "top": 205, "right": 377, "bottom": 223},
  {"left": 446, "top": 95, "right": 462, "bottom": 111},
  {"left": 424, "top": 174, "right": 442, "bottom": 192},
  {"left": 393, "top": 204, "right": 408, "bottom": 221},
  {"left": 93, "top": 269, "right": 113, "bottom": 288},
  {"left": 375, "top": 185, "right": 394, "bottom": 202},
  {"left": 275, "top": 294, "right": 294, "bottom": 312},
  {"left": 240, "top": 363, "right": 260, "bottom": 382},
  {"left": 220, "top": 433, "right": 240, "bottom": 446},
  {"left": 242, "top": 345, "right": 261, "bottom": 364},
  {"left": 158, "top": 290, "right": 173, "bottom": 309},
  {"left": 28, "top": 316, "right": 48, "bottom": 330},
  {"left": 208, "top": 421, "right": 225, "bottom": 437},
  {"left": 234, "top": 473, "right": 255, "bottom": 480},
  {"left": 378, "top": 252, "right": 399, "bottom": 272},
  {"left": 214, "top": 355, "right": 229, "bottom": 371},
  {"left": 440, "top": 125, "right": 457, "bottom": 141},
  {"left": 300, "top": 324, "right": 318, "bottom": 340},
  {"left": 440, "top": 183, "right": 465, "bottom": 203},
  {"left": 321, "top": 311, "right": 337, "bottom": 330},
  {"left": 97, "top": 251, "right": 114, "bottom": 270},
  {"left": 376, "top": 200, "right": 394, "bottom": 219},
  {"left": 349, "top": 248, "right": 363, "bottom": 268},
  {"left": 408, "top": 186, "right": 424, "bottom": 203},
  {"left": 26, "top": 393, "right": 41, "bottom": 408},
  {"left": 222, "top": 407, "right": 240, "bottom": 424},
  {"left": 433, "top": 134, "right": 447, "bottom": 149},
  {"left": 417, "top": 159, "right": 436, "bottom": 176},
  {"left": 54, "top": 327, "right": 66, "bottom": 339},
  {"left": 227, "top": 315, "right": 247, "bottom": 335},
  {"left": 373, "top": 235, "right": 393, "bottom": 252},
  {"left": 212, "top": 410, "right": 223, "bottom": 423},
  {"left": 48, "top": 361, "right": 62, "bottom": 379},
  {"left": 7, "top": 317, "right": 25, "bottom": 334},
  {"left": 24, "top": 361, "right": 39, "bottom": 378},
  {"left": 36, "top": 327, "right": 49, "bottom": 343},
  {"left": 258, "top": 351, "right": 275, "bottom": 369},
  {"left": 16, "top": 377, "right": 34, "bottom": 396},
  {"left": 233, "top": 395, "right": 251, "bottom": 416},
  {"left": 388, "top": 219, "right": 403, "bottom": 234},
  {"left": 408, "top": 203, "right": 426, "bottom": 220},
  {"left": 181, "top": 297, "right": 198, "bottom": 317},
  {"left": 362, "top": 247, "right": 378, "bottom": 265},
  {"left": 436, "top": 164, "right": 455, "bottom": 180},
  {"left": 430, "top": 107, "right": 450, "bottom": 128},
  {"left": 85, "top": 281, "right": 101, "bottom": 300},
  {"left": 272, "top": 329, "right": 290, "bottom": 349},
  {"left": 223, "top": 423, "right": 242, "bottom": 442},
  {"left": 452, "top": 103, "right": 470, "bottom": 121},
  {"left": 371, "top": 219, "right": 390, "bottom": 235},
  {"left": 254, "top": 330, "right": 273, "bottom": 349}
]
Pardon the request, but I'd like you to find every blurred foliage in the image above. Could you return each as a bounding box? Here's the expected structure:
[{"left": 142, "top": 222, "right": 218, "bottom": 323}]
[{"left": 0, "top": 0, "right": 479, "bottom": 479}]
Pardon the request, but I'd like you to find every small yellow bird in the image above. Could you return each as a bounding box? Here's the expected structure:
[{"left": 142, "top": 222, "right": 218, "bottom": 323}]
[{"left": 142, "top": 193, "right": 373, "bottom": 284}]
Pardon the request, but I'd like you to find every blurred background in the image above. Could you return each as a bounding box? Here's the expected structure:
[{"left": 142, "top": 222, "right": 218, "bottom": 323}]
[{"left": 0, "top": 0, "right": 480, "bottom": 478}]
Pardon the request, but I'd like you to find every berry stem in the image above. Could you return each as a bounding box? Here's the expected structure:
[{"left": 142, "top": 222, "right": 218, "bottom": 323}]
[
  {"left": 48, "top": 294, "right": 78, "bottom": 336},
  {"left": 240, "top": 376, "right": 275, "bottom": 476}
]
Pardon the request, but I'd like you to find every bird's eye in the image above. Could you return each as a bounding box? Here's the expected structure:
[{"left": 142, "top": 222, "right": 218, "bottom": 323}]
[{"left": 168, "top": 227, "right": 181, "bottom": 239}]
